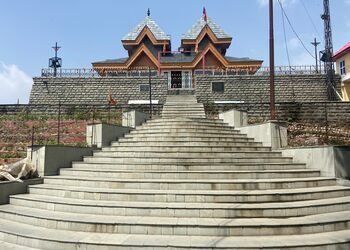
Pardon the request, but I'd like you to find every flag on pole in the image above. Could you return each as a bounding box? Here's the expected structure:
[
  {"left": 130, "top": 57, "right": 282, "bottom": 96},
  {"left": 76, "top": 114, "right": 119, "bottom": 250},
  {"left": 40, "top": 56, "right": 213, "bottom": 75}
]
[{"left": 203, "top": 7, "right": 207, "bottom": 22}]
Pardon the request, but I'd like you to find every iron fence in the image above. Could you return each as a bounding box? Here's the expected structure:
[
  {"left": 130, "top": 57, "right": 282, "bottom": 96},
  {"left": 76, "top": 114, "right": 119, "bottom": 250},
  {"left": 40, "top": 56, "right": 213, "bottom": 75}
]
[
  {"left": 41, "top": 67, "right": 159, "bottom": 78},
  {"left": 41, "top": 65, "right": 326, "bottom": 78},
  {"left": 194, "top": 65, "right": 326, "bottom": 76}
]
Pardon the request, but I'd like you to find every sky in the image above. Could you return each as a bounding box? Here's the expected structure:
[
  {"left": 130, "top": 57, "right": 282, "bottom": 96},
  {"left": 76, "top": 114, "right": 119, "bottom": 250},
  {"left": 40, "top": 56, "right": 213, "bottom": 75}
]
[{"left": 0, "top": 0, "right": 349, "bottom": 104}]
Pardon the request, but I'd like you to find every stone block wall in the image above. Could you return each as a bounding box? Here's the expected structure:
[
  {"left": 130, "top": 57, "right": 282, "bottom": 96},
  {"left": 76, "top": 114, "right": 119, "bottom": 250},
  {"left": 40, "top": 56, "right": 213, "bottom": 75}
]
[
  {"left": 195, "top": 75, "right": 341, "bottom": 103},
  {"left": 29, "top": 77, "right": 168, "bottom": 105},
  {"left": 29, "top": 74, "right": 340, "bottom": 105},
  {"left": 206, "top": 102, "right": 350, "bottom": 124}
]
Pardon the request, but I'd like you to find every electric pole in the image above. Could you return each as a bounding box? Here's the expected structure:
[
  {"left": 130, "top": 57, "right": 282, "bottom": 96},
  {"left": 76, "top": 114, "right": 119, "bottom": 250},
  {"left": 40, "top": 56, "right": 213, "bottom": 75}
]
[
  {"left": 320, "top": 0, "right": 336, "bottom": 100},
  {"left": 269, "top": 0, "right": 276, "bottom": 120},
  {"left": 311, "top": 38, "right": 321, "bottom": 73}
]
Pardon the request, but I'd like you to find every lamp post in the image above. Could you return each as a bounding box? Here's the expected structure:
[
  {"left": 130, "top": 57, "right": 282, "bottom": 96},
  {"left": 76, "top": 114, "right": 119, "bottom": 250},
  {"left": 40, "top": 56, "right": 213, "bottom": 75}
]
[{"left": 269, "top": 0, "right": 276, "bottom": 120}]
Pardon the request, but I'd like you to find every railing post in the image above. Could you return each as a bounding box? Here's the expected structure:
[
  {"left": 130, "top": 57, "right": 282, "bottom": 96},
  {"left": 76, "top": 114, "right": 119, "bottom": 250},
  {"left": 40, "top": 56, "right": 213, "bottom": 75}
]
[
  {"left": 324, "top": 102, "right": 329, "bottom": 144},
  {"left": 31, "top": 125, "right": 35, "bottom": 160},
  {"left": 57, "top": 101, "right": 61, "bottom": 145}
]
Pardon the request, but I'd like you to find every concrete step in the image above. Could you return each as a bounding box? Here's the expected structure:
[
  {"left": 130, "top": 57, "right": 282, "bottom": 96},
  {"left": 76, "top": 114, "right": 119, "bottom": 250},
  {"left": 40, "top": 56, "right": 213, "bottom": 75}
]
[
  {"left": 162, "top": 113, "right": 206, "bottom": 117},
  {"left": 102, "top": 145, "right": 272, "bottom": 152},
  {"left": 162, "top": 115, "right": 207, "bottom": 119},
  {"left": 145, "top": 118, "right": 225, "bottom": 125},
  {"left": 11, "top": 194, "right": 350, "bottom": 218},
  {"left": 130, "top": 128, "right": 241, "bottom": 135},
  {"left": 119, "top": 136, "right": 255, "bottom": 143},
  {"left": 112, "top": 141, "right": 264, "bottom": 147},
  {"left": 71, "top": 162, "right": 308, "bottom": 171},
  {"left": 124, "top": 132, "right": 250, "bottom": 138},
  {"left": 126, "top": 132, "right": 247, "bottom": 138},
  {"left": 113, "top": 139, "right": 262, "bottom": 146},
  {"left": 29, "top": 184, "right": 350, "bottom": 203},
  {"left": 0, "top": 218, "right": 349, "bottom": 249},
  {"left": 0, "top": 205, "right": 349, "bottom": 236},
  {"left": 163, "top": 102, "right": 203, "bottom": 106},
  {"left": 162, "top": 110, "right": 205, "bottom": 114},
  {"left": 92, "top": 151, "right": 283, "bottom": 159},
  {"left": 83, "top": 155, "right": 294, "bottom": 164},
  {"left": 162, "top": 107, "right": 205, "bottom": 111},
  {"left": 43, "top": 176, "right": 335, "bottom": 191},
  {"left": 59, "top": 168, "right": 320, "bottom": 180},
  {"left": 139, "top": 124, "right": 237, "bottom": 130}
]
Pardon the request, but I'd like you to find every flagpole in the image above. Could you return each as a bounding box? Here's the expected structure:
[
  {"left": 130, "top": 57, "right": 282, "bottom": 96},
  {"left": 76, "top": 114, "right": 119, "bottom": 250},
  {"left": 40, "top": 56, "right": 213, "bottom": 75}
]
[{"left": 269, "top": 0, "right": 276, "bottom": 120}]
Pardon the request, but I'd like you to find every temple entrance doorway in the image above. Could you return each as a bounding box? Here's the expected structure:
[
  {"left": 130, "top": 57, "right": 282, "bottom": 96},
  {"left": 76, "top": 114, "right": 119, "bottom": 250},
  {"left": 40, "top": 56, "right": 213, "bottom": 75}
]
[
  {"left": 163, "top": 71, "right": 192, "bottom": 89},
  {"left": 171, "top": 71, "right": 182, "bottom": 89}
]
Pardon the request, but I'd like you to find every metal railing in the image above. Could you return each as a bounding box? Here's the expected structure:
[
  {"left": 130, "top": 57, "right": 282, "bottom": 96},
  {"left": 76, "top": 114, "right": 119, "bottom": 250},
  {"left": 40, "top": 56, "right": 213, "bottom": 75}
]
[
  {"left": 41, "top": 67, "right": 159, "bottom": 78},
  {"left": 194, "top": 65, "right": 326, "bottom": 76},
  {"left": 41, "top": 65, "right": 326, "bottom": 78}
]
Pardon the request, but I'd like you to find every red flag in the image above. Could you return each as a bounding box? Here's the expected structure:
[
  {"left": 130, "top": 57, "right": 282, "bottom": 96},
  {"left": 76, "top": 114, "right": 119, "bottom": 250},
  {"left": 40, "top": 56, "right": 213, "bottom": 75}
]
[
  {"left": 107, "top": 91, "right": 117, "bottom": 105},
  {"left": 203, "top": 7, "right": 207, "bottom": 22}
]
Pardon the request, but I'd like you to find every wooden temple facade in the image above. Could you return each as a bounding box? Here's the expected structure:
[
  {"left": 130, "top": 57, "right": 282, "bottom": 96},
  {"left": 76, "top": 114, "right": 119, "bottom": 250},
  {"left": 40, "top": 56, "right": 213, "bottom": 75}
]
[{"left": 92, "top": 10, "right": 263, "bottom": 89}]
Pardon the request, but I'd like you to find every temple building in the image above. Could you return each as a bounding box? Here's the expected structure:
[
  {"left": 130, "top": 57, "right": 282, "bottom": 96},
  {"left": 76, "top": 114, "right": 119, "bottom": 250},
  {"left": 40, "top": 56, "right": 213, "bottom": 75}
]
[{"left": 92, "top": 9, "right": 263, "bottom": 89}]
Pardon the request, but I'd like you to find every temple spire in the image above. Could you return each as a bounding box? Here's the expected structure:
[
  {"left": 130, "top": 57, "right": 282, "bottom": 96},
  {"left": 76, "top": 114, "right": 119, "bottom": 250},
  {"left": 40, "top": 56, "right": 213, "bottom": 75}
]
[{"left": 147, "top": 8, "right": 151, "bottom": 17}]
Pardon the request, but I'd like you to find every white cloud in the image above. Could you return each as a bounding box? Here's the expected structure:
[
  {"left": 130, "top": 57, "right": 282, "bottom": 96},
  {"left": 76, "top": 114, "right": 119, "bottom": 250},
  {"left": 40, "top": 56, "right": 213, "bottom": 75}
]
[
  {"left": 257, "top": 0, "right": 298, "bottom": 7},
  {"left": 0, "top": 63, "right": 33, "bottom": 104}
]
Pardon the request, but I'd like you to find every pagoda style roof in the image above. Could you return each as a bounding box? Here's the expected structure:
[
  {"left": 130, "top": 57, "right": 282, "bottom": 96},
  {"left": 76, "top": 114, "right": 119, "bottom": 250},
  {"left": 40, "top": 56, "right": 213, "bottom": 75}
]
[
  {"left": 123, "top": 16, "right": 170, "bottom": 41},
  {"left": 182, "top": 16, "right": 231, "bottom": 40}
]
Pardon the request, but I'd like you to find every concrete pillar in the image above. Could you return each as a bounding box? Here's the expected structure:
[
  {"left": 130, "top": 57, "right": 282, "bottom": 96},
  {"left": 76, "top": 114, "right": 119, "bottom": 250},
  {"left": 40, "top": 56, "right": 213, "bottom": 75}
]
[
  {"left": 219, "top": 109, "right": 248, "bottom": 128},
  {"left": 122, "top": 110, "right": 150, "bottom": 128},
  {"left": 27, "top": 146, "right": 95, "bottom": 176},
  {"left": 86, "top": 123, "right": 133, "bottom": 148},
  {"left": 239, "top": 121, "right": 288, "bottom": 149}
]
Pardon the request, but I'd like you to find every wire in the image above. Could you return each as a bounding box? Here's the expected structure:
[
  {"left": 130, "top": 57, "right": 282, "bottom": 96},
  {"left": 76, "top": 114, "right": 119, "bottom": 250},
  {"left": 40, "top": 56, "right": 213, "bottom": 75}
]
[
  {"left": 281, "top": 7, "right": 291, "bottom": 70},
  {"left": 300, "top": 0, "right": 322, "bottom": 40},
  {"left": 277, "top": 0, "right": 316, "bottom": 59},
  {"left": 280, "top": 4, "right": 296, "bottom": 100}
]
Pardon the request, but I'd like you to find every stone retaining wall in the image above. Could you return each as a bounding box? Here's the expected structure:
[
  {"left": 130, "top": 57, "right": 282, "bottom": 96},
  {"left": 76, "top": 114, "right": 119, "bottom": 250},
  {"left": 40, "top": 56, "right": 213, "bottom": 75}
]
[
  {"left": 204, "top": 102, "right": 350, "bottom": 124},
  {"left": 195, "top": 75, "right": 341, "bottom": 103},
  {"left": 29, "top": 77, "right": 168, "bottom": 105},
  {"left": 29, "top": 74, "right": 340, "bottom": 105},
  {"left": 1, "top": 102, "right": 349, "bottom": 124}
]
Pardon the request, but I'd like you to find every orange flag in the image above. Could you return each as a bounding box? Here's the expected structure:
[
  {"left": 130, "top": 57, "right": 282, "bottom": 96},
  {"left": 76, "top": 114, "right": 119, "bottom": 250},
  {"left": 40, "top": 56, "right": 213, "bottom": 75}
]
[{"left": 107, "top": 90, "right": 117, "bottom": 105}]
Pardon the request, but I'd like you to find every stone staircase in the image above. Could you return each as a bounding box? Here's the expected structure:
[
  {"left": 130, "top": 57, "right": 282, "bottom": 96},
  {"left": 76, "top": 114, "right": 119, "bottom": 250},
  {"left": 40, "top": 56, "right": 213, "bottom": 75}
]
[{"left": 0, "top": 95, "right": 349, "bottom": 249}]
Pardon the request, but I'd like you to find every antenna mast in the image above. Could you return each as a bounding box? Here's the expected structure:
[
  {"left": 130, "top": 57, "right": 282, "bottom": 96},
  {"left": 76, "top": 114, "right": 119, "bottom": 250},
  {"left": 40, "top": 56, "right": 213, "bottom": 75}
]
[{"left": 320, "top": 0, "right": 336, "bottom": 100}]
